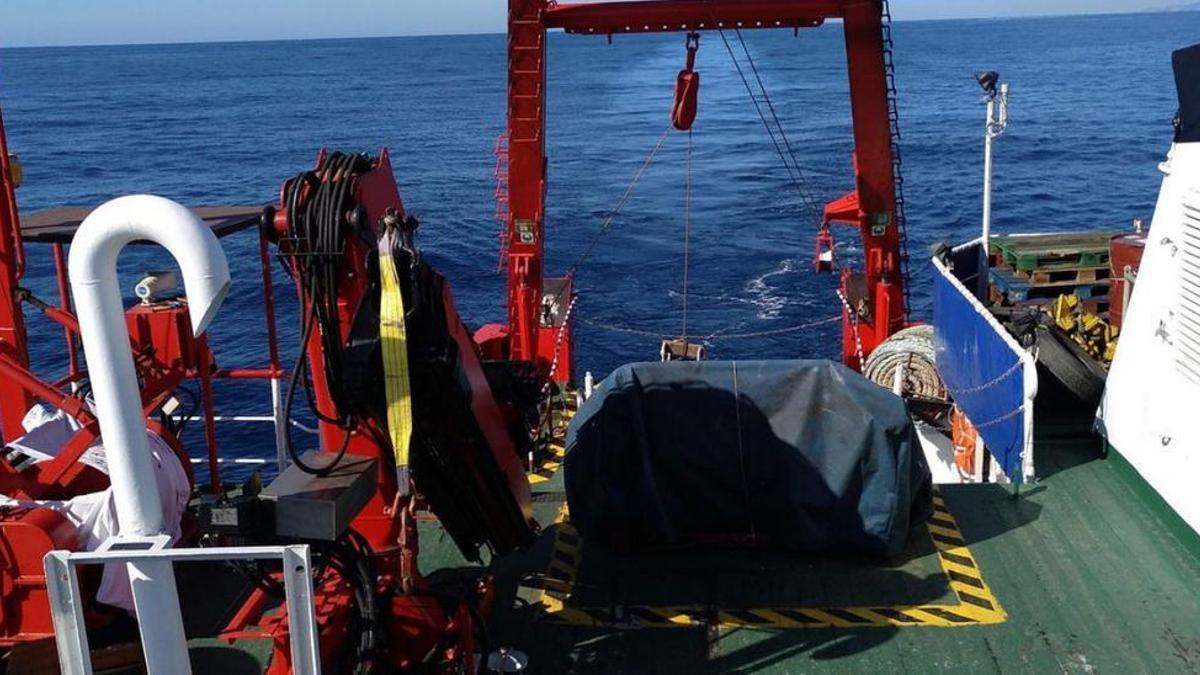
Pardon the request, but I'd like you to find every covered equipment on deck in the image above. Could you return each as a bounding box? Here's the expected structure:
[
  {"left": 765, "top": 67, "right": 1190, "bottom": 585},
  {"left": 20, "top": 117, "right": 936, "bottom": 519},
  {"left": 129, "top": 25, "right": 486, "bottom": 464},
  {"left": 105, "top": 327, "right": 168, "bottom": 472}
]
[{"left": 564, "top": 360, "right": 932, "bottom": 558}]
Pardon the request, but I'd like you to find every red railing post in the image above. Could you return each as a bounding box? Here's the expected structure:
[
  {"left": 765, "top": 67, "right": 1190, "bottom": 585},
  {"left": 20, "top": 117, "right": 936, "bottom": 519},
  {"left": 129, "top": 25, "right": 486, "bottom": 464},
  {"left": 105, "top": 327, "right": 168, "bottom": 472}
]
[{"left": 52, "top": 243, "right": 80, "bottom": 380}]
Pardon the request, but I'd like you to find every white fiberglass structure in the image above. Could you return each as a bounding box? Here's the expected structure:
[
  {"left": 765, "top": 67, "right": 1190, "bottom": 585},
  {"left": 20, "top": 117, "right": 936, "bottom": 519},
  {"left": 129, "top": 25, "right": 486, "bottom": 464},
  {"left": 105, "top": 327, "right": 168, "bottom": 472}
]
[{"left": 1099, "top": 44, "right": 1200, "bottom": 536}]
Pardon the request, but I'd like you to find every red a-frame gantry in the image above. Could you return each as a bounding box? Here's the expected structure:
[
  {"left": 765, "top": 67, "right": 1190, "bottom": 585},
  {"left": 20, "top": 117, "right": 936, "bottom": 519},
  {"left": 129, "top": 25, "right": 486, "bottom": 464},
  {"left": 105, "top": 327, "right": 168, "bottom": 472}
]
[{"left": 481, "top": 0, "right": 908, "bottom": 378}]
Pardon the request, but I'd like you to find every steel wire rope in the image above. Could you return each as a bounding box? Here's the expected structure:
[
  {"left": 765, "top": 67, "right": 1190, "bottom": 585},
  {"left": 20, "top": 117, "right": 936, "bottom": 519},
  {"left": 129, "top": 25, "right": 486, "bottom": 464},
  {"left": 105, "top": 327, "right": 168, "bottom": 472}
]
[
  {"left": 531, "top": 126, "right": 672, "bottom": 434},
  {"left": 562, "top": 124, "right": 673, "bottom": 283},
  {"left": 729, "top": 25, "right": 825, "bottom": 226},
  {"left": 703, "top": 1, "right": 824, "bottom": 228},
  {"left": 539, "top": 124, "right": 673, "bottom": 333},
  {"left": 681, "top": 128, "right": 693, "bottom": 342},
  {"left": 551, "top": 23, "right": 841, "bottom": 356}
]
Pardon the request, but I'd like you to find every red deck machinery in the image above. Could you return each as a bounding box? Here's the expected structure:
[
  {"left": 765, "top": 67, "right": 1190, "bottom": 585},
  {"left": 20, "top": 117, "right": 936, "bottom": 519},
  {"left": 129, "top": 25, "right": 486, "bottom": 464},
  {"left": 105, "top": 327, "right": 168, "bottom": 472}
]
[
  {"left": 251, "top": 148, "right": 535, "bottom": 671},
  {"left": 0, "top": 125, "right": 534, "bottom": 670},
  {"left": 1, "top": 1, "right": 912, "bottom": 670},
  {"left": 480, "top": 0, "right": 910, "bottom": 374},
  {"left": 0, "top": 106, "right": 271, "bottom": 648}
]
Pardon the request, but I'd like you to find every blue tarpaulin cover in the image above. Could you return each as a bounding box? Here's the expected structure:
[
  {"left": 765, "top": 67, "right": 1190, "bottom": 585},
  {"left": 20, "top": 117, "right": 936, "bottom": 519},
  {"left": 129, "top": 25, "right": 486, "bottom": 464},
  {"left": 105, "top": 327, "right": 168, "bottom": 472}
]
[
  {"left": 564, "top": 360, "right": 933, "bottom": 558},
  {"left": 933, "top": 246, "right": 1032, "bottom": 480}
]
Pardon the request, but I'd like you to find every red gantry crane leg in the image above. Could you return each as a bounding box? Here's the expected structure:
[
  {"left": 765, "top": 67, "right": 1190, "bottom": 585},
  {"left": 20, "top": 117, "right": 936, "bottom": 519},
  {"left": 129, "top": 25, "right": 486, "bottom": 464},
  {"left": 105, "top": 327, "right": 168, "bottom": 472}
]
[
  {"left": 840, "top": 0, "right": 908, "bottom": 365},
  {"left": 504, "top": 0, "right": 548, "bottom": 368}
]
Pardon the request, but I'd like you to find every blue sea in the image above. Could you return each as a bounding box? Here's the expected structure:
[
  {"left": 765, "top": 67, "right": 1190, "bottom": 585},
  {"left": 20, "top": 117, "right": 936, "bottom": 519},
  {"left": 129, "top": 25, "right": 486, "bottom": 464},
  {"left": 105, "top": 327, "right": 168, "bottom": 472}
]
[{"left": 0, "top": 12, "right": 1197, "bottom": 472}]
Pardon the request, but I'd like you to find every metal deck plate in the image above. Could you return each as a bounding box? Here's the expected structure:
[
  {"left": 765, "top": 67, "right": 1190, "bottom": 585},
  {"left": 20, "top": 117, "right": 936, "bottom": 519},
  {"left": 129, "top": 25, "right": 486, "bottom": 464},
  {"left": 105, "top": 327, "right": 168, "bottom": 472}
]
[{"left": 520, "top": 490, "right": 1005, "bottom": 630}]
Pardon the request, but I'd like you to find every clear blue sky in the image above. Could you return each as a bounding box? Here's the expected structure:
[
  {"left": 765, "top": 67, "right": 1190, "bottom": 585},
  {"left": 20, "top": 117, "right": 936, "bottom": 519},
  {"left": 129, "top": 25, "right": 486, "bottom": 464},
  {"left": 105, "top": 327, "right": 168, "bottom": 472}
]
[{"left": 0, "top": 0, "right": 1179, "bottom": 48}]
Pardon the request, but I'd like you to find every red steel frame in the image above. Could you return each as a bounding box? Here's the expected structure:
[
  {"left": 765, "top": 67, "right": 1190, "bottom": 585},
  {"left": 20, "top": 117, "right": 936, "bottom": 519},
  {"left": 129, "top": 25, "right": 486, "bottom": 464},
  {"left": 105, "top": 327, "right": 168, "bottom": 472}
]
[
  {"left": 0, "top": 222, "right": 285, "bottom": 503},
  {"left": 0, "top": 106, "right": 32, "bottom": 438},
  {"left": 0, "top": 127, "right": 482, "bottom": 665},
  {"left": 499, "top": 0, "right": 907, "bottom": 373},
  {"left": 272, "top": 149, "right": 406, "bottom": 553},
  {"left": 0, "top": 114, "right": 488, "bottom": 666},
  {"left": 0, "top": 248, "right": 260, "bottom": 497},
  {"left": 0, "top": 107, "right": 289, "bottom": 643},
  {"left": 1, "top": 102, "right": 287, "bottom": 481}
]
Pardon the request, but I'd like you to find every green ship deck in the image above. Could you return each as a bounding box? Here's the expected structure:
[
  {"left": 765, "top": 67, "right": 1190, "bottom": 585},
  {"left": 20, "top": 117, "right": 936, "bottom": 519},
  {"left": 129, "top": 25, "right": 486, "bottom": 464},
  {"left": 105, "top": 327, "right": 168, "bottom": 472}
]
[
  {"left": 18, "top": 415, "right": 1199, "bottom": 673},
  {"left": 416, "top": 420, "right": 1200, "bottom": 673}
]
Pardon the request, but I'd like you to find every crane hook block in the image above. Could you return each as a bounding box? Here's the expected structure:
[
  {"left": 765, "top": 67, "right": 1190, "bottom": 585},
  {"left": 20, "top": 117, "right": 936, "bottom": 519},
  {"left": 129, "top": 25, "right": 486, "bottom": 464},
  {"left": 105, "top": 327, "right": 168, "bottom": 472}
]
[
  {"left": 671, "top": 33, "right": 701, "bottom": 131},
  {"left": 814, "top": 226, "right": 837, "bottom": 273}
]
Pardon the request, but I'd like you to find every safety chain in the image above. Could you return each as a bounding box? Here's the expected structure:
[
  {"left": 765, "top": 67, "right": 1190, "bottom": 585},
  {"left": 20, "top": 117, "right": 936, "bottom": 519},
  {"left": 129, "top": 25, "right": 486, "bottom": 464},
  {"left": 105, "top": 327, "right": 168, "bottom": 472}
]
[
  {"left": 531, "top": 293, "right": 580, "bottom": 442},
  {"left": 541, "top": 292, "right": 579, "bottom": 398},
  {"left": 835, "top": 289, "right": 865, "bottom": 371},
  {"left": 574, "top": 314, "right": 842, "bottom": 344},
  {"left": 574, "top": 315, "right": 661, "bottom": 338},
  {"left": 702, "top": 315, "right": 842, "bottom": 341},
  {"left": 946, "top": 358, "right": 1024, "bottom": 397},
  {"left": 969, "top": 403, "right": 1026, "bottom": 430},
  {"left": 881, "top": 0, "right": 913, "bottom": 312}
]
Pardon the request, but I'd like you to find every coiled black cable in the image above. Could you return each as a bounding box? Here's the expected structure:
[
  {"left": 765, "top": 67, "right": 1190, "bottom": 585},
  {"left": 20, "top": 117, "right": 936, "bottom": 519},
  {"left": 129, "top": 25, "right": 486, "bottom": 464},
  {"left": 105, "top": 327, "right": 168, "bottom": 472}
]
[
  {"left": 279, "top": 152, "right": 374, "bottom": 475},
  {"left": 325, "top": 528, "right": 383, "bottom": 674},
  {"left": 220, "top": 528, "right": 383, "bottom": 673}
]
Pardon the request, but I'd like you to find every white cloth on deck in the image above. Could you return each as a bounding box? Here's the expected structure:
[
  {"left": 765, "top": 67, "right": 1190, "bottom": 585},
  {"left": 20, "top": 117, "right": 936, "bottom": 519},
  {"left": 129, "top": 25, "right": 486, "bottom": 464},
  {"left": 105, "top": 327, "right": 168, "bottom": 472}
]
[{"left": 0, "top": 403, "right": 190, "bottom": 613}]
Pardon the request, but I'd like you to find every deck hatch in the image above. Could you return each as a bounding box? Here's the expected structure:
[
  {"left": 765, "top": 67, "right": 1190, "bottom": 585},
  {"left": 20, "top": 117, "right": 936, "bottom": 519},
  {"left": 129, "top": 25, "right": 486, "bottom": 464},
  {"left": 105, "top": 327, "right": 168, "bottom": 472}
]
[{"left": 522, "top": 491, "right": 1007, "bottom": 630}]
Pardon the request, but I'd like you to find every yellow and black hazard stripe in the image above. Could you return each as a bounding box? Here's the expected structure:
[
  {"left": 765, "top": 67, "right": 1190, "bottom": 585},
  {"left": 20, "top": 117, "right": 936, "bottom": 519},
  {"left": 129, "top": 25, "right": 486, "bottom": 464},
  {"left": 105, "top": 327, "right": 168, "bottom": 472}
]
[
  {"left": 532, "top": 505, "right": 582, "bottom": 614},
  {"left": 528, "top": 396, "right": 576, "bottom": 485},
  {"left": 541, "top": 602, "right": 1002, "bottom": 630},
  {"left": 924, "top": 491, "right": 1006, "bottom": 624},
  {"left": 525, "top": 489, "right": 1006, "bottom": 629},
  {"left": 528, "top": 439, "right": 566, "bottom": 485}
]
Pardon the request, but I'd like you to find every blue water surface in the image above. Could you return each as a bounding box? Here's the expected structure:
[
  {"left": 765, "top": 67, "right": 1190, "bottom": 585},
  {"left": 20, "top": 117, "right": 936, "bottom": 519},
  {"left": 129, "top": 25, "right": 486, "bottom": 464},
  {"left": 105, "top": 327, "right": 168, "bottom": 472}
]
[{"left": 0, "top": 11, "right": 1196, "bottom": 471}]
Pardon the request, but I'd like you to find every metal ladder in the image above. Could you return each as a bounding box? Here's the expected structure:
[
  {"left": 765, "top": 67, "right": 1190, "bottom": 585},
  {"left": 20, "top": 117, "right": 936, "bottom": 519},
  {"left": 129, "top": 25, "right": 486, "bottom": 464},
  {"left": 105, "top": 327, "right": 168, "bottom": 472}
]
[
  {"left": 881, "top": 0, "right": 913, "bottom": 314},
  {"left": 494, "top": 133, "right": 511, "bottom": 271}
]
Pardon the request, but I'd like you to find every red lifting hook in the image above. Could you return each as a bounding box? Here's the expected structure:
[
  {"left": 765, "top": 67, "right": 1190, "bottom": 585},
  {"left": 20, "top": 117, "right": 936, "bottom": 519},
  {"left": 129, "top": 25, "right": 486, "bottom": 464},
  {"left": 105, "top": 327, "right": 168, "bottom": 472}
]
[{"left": 671, "top": 32, "right": 701, "bottom": 131}]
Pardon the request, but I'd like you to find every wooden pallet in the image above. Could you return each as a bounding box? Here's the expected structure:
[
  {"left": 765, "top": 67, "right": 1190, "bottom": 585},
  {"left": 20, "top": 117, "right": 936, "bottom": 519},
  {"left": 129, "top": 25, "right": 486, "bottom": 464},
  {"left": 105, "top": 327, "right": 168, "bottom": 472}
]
[
  {"left": 991, "top": 231, "right": 1122, "bottom": 272},
  {"left": 1018, "top": 263, "right": 1111, "bottom": 285},
  {"left": 990, "top": 266, "right": 1110, "bottom": 302}
]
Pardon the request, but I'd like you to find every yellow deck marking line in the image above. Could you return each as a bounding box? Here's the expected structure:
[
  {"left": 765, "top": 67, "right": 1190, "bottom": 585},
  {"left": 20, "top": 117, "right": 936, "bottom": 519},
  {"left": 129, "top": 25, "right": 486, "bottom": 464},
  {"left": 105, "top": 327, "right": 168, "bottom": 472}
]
[
  {"left": 926, "top": 522, "right": 962, "bottom": 539},
  {"left": 524, "top": 488, "right": 1007, "bottom": 630},
  {"left": 530, "top": 504, "right": 576, "bottom": 613},
  {"left": 527, "top": 398, "right": 576, "bottom": 485}
]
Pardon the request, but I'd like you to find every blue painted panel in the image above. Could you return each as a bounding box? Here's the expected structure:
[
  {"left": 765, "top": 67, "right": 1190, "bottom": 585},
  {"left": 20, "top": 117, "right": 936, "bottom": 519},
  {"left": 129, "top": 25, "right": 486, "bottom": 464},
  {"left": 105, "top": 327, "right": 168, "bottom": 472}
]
[{"left": 933, "top": 246, "right": 1029, "bottom": 481}]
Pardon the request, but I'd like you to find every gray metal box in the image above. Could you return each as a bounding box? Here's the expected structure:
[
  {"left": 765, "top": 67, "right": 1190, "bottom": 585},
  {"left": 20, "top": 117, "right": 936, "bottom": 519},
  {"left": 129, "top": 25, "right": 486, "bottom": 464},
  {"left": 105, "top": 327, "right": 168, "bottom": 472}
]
[{"left": 261, "top": 450, "right": 377, "bottom": 541}]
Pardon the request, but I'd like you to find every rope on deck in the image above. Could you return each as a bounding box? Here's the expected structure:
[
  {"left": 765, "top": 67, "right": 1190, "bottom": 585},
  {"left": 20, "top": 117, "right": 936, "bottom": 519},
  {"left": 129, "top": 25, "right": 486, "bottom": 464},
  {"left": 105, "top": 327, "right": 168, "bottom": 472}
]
[{"left": 863, "top": 324, "right": 947, "bottom": 401}]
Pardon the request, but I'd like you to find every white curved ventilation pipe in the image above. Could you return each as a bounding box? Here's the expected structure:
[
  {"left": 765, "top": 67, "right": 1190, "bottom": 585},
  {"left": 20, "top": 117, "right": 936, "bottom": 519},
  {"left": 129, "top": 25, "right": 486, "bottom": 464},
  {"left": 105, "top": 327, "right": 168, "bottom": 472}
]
[{"left": 68, "top": 194, "right": 230, "bottom": 674}]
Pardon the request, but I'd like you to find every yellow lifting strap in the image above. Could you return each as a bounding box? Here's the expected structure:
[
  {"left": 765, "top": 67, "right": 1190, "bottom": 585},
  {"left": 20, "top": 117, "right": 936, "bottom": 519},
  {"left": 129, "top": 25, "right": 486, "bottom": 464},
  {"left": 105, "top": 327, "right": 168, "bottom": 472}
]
[{"left": 379, "top": 228, "right": 414, "bottom": 497}]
